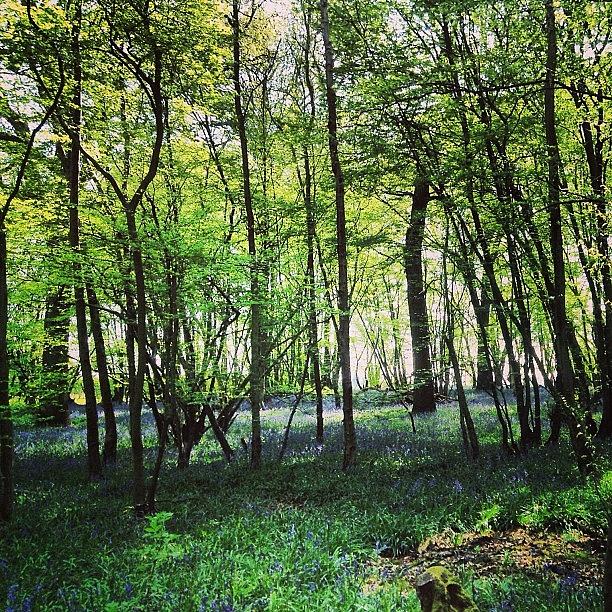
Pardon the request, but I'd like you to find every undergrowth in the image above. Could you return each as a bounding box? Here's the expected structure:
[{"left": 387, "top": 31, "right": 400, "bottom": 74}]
[{"left": 1, "top": 393, "right": 609, "bottom": 610}]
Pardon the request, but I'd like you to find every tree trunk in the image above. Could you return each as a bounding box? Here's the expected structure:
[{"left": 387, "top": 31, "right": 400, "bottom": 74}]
[
  {"left": 305, "top": 154, "right": 324, "bottom": 442},
  {"left": 301, "top": 7, "right": 324, "bottom": 441},
  {"left": 445, "top": 335, "right": 479, "bottom": 460},
  {"left": 39, "top": 287, "right": 70, "bottom": 426},
  {"left": 578, "top": 117, "right": 612, "bottom": 439},
  {"left": 68, "top": 4, "right": 102, "bottom": 481},
  {"left": 544, "top": 0, "right": 592, "bottom": 474},
  {"left": 232, "top": 0, "right": 264, "bottom": 469},
  {"left": 605, "top": 514, "right": 612, "bottom": 612},
  {"left": 404, "top": 176, "right": 435, "bottom": 413},
  {"left": 0, "top": 229, "right": 13, "bottom": 521},
  {"left": 451, "top": 215, "right": 515, "bottom": 454},
  {"left": 320, "top": 0, "right": 356, "bottom": 470},
  {"left": 475, "top": 282, "right": 494, "bottom": 392},
  {"left": 125, "top": 209, "right": 147, "bottom": 513},
  {"left": 87, "top": 286, "right": 117, "bottom": 465}
]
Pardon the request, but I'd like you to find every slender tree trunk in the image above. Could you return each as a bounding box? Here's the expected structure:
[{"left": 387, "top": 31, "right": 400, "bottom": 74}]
[
  {"left": 545, "top": 0, "right": 592, "bottom": 474},
  {"left": 87, "top": 286, "right": 117, "bottom": 465},
  {"left": 578, "top": 117, "right": 612, "bottom": 438},
  {"left": 404, "top": 176, "right": 435, "bottom": 412},
  {"left": 305, "top": 150, "right": 324, "bottom": 441},
  {"left": 301, "top": 6, "right": 324, "bottom": 441},
  {"left": 475, "top": 282, "right": 494, "bottom": 392},
  {"left": 320, "top": 0, "right": 356, "bottom": 470},
  {"left": 468, "top": 207, "right": 533, "bottom": 448},
  {"left": 440, "top": 16, "right": 525, "bottom": 447},
  {"left": 125, "top": 209, "right": 147, "bottom": 512},
  {"left": 0, "top": 229, "right": 13, "bottom": 521},
  {"left": 124, "top": 281, "right": 136, "bottom": 408},
  {"left": 146, "top": 382, "right": 166, "bottom": 513},
  {"left": 39, "top": 287, "right": 70, "bottom": 426},
  {"left": 441, "top": 231, "right": 478, "bottom": 458},
  {"left": 445, "top": 335, "right": 479, "bottom": 460},
  {"left": 68, "top": 4, "right": 102, "bottom": 481},
  {"left": 605, "top": 514, "right": 612, "bottom": 612},
  {"left": 232, "top": 0, "right": 263, "bottom": 469},
  {"left": 451, "top": 216, "right": 515, "bottom": 454}
]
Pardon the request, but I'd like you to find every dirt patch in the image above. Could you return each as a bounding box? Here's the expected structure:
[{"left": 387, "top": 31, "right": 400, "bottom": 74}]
[{"left": 373, "top": 528, "right": 605, "bottom": 587}]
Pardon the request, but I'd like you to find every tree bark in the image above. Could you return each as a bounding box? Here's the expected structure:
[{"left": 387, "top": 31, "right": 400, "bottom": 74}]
[
  {"left": 125, "top": 208, "right": 147, "bottom": 512},
  {"left": 605, "top": 514, "right": 612, "bottom": 612},
  {"left": 39, "top": 287, "right": 70, "bottom": 426},
  {"left": 305, "top": 149, "right": 324, "bottom": 441},
  {"left": 545, "top": 0, "right": 592, "bottom": 474},
  {"left": 404, "top": 176, "right": 435, "bottom": 412},
  {"left": 445, "top": 335, "right": 479, "bottom": 460},
  {"left": 474, "top": 282, "right": 494, "bottom": 392},
  {"left": 577, "top": 114, "right": 612, "bottom": 439},
  {"left": 0, "top": 230, "right": 13, "bottom": 521},
  {"left": 232, "top": 0, "right": 264, "bottom": 469},
  {"left": 320, "top": 0, "right": 356, "bottom": 470},
  {"left": 87, "top": 285, "right": 117, "bottom": 465},
  {"left": 301, "top": 9, "right": 324, "bottom": 441},
  {"left": 68, "top": 3, "right": 102, "bottom": 481}
]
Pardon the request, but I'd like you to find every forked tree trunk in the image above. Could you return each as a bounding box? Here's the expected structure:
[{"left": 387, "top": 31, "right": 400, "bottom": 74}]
[{"left": 320, "top": 0, "right": 356, "bottom": 470}]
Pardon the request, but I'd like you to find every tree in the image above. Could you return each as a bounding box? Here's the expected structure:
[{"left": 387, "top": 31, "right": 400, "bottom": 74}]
[
  {"left": 404, "top": 175, "right": 436, "bottom": 412},
  {"left": 320, "top": 0, "right": 356, "bottom": 470},
  {"left": 67, "top": 0, "right": 102, "bottom": 480},
  {"left": 544, "top": 0, "right": 592, "bottom": 474},
  {"left": 231, "top": 0, "right": 265, "bottom": 469}
]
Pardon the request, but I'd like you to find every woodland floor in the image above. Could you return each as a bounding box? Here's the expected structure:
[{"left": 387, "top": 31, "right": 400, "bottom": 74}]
[{"left": 1, "top": 391, "right": 609, "bottom": 611}]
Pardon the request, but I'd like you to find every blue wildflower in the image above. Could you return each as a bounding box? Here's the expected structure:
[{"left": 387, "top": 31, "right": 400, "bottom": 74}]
[
  {"left": 22, "top": 595, "right": 34, "bottom": 612},
  {"left": 7, "top": 584, "right": 18, "bottom": 603}
]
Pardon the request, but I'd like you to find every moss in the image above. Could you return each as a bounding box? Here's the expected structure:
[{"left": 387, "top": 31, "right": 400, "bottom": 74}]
[{"left": 415, "top": 565, "right": 478, "bottom": 612}]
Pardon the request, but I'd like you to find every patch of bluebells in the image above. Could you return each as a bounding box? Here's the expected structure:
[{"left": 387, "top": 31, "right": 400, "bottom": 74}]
[
  {"left": 508, "top": 469, "right": 528, "bottom": 485},
  {"left": 124, "top": 581, "right": 133, "bottom": 599},
  {"left": 452, "top": 479, "right": 464, "bottom": 493},
  {"left": 6, "top": 583, "right": 18, "bottom": 612},
  {"left": 558, "top": 570, "right": 580, "bottom": 593},
  {"left": 199, "top": 599, "right": 235, "bottom": 612},
  {"left": 19, "top": 584, "right": 43, "bottom": 612},
  {"left": 409, "top": 478, "right": 422, "bottom": 494}
]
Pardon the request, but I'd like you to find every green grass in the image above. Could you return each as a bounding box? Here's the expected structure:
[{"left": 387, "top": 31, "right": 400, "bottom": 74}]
[{"left": 1, "top": 395, "right": 609, "bottom": 610}]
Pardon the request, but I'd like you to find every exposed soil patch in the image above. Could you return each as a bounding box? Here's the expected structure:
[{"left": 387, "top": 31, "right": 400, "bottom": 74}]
[{"left": 374, "top": 528, "right": 605, "bottom": 588}]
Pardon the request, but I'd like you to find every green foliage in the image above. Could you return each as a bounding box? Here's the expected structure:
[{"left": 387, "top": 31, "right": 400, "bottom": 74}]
[{"left": 1, "top": 402, "right": 607, "bottom": 610}]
